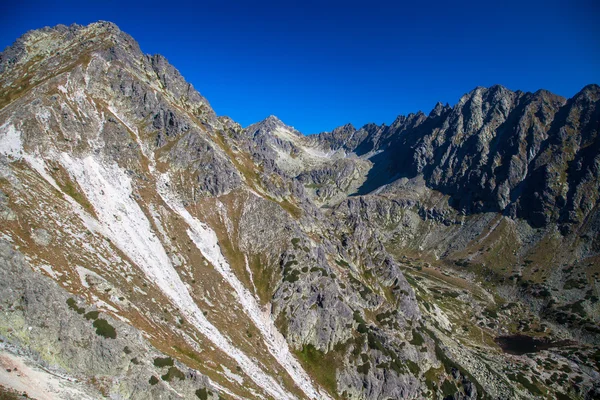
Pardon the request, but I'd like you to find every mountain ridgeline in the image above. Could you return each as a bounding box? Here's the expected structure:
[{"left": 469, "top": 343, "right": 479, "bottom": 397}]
[
  {"left": 314, "top": 84, "right": 600, "bottom": 231},
  {"left": 0, "top": 22, "right": 598, "bottom": 400}
]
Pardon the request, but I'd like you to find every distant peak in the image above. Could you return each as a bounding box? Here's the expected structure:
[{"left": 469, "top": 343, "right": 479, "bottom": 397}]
[
  {"left": 579, "top": 83, "right": 600, "bottom": 94},
  {"left": 489, "top": 83, "right": 508, "bottom": 92},
  {"left": 463, "top": 84, "right": 510, "bottom": 95},
  {"left": 571, "top": 83, "right": 600, "bottom": 103},
  {"left": 254, "top": 115, "right": 286, "bottom": 128},
  {"left": 334, "top": 123, "right": 355, "bottom": 132},
  {"left": 456, "top": 84, "right": 517, "bottom": 107},
  {"left": 264, "top": 115, "right": 283, "bottom": 124},
  {"left": 533, "top": 88, "right": 552, "bottom": 96},
  {"left": 77, "top": 20, "right": 122, "bottom": 35},
  {"left": 33, "top": 20, "right": 123, "bottom": 42},
  {"left": 429, "top": 101, "right": 451, "bottom": 117},
  {"left": 245, "top": 115, "right": 303, "bottom": 137}
]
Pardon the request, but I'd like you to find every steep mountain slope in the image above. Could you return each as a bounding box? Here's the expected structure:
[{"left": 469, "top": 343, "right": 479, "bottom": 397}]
[{"left": 0, "top": 21, "right": 598, "bottom": 400}]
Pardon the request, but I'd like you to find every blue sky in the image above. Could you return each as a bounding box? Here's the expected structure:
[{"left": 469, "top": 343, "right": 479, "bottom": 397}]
[{"left": 1, "top": 0, "right": 599, "bottom": 134}]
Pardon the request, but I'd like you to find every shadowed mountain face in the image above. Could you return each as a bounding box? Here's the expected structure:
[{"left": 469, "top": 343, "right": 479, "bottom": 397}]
[
  {"left": 0, "top": 21, "right": 598, "bottom": 400},
  {"left": 315, "top": 84, "right": 600, "bottom": 231}
]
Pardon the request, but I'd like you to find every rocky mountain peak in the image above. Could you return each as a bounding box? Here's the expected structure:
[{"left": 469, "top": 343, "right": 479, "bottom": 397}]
[
  {"left": 0, "top": 19, "right": 214, "bottom": 124},
  {"left": 1, "top": 20, "right": 132, "bottom": 69},
  {"left": 574, "top": 83, "right": 600, "bottom": 102},
  {"left": 428, "top": 101, "right": 451, "bottom": 117},
  {"left": 264, "top": 114, "right": 283, "bottom": 124},
  {"left": 245, "top": 114, "right": 303, "bottom": 138}
]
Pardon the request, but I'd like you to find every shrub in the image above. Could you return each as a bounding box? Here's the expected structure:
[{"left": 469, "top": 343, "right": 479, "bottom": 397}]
[
  {"left": 153, "top": 357, "right": 174, "bottom": 368},
  {"left": 66, "top": 298, "right": 85, "bottom": 314},
  {"left": 410, "top": 331, "right": 424, "bottom": 346},
  {"left": 84, "top": 310, "right": 99, "bottom": 320},
  {"left": 283, "top": 270, "right": 300, "bottom": 283},
  {"left": 367, "top": 332, "right": 384, "bottom": 352},
  {"left": 195, "top": 388, "right": 208, "bottom": 400},
  {"left": 441, "top": 379, "right": 456, "bottom": 396},
  {"left": 406, "top": 360, "right": 420, "bottom": 374},
  {"left": 93, "top": 318, "right": 116, "bottom": 339},
  {"left": 161, "top": 366, "right": 185, "bottom": 382},
  {"left": 357, "top": 362, "right": 370, "bottom": 374}
]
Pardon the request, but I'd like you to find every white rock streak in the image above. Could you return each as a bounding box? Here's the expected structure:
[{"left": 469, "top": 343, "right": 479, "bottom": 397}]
[
  {"left": 0, "top": 122, "right": 23, "bottom": 160},
  {"left": 159, "top": 175, "right": 332, "bottom": 400},
  {"left": 0, "top": 350, "right": 96, "bottom": 400},
  {"left": 56, "top": 154, "right": 296, "bottom": 400},
  {"left": 244, "top": 254, "right": 258, "bottom": 294}
]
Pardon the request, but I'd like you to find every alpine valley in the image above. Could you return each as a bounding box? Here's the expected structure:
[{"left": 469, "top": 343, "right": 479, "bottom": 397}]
[{"left": 0, "top": 22, "right": 599, "bottom": 400}]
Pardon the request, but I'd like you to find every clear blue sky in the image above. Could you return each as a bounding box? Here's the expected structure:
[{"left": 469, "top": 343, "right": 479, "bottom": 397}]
[{"left": 1, "top": 1, "right": 598, "bottom": 134}]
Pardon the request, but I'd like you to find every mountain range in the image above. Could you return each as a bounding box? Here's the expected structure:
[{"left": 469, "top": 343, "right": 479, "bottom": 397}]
[{"left": 0, "top": 21, "right": 598, "bottom": 400}]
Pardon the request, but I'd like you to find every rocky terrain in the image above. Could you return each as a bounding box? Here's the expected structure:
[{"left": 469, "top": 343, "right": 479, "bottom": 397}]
[{"left": 0, "top": 21, "right": 598, "bottom": 399}]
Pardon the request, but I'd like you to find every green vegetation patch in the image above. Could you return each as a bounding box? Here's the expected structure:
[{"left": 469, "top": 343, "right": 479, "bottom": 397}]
[
  {"left": 367, "top": 332, "right": 385, "bottom": 352},
  {"left": 149, "top": 375, "right": 159, "bottom": 385},
  {"left": 353, "top": 310, "right": 368, "bottom": 333},
  {"left": 335, "top": 259, "right": 350, "bottom": 267},
  {"left": 195, "top": 388, "right": 208, "bottom": 400},
  {"left": 279, "top": 199, "right": 303, "bottom": 219},
  {"left": 161, "top": 366, "right": 185, "bottom": 382},
  {"left": 283, "top": 260, "right": 298, "bottom": 270},
  {"left": 283, "top": 268, "right": 300, "bottom": 283},
  {"left": 93, "top": 318, "right": 116, "bottom": 339},
  {"left": 483, "top": 307, "right": 498, "bottom": 318},
  {"left": 441, "top": 379, "right": 457, "bottom": 396},
  {"left": 153, "top": 356, "right": 174, "bottom": 368},
  {"left": 66, "top": 298, "right": 85, "bottom": 314},
  {"left": 310, "top": 266, "right": 329, "bottom": 277},
  {"left": 295, "top": 344, "right": 338, "bottom": 396},
  {"left": 357, "top": 361, "right": 371, "bottom": 374},
  {"left": 409, "top": 330, "right": 425, "bottom": 346},
  {"left": 84, "top": 310, "right": 99, "bottom": 320},
  {"left": 406, "top": 360, "right": 420, "bottom": 374},
  {"left": 248, "top": 256, "right": 278, "bottom": 305}
]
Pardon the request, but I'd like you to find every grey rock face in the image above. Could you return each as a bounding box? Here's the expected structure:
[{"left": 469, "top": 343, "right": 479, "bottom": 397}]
[{"left": 0, "top": 240, "right": 217, "bottom": 399}]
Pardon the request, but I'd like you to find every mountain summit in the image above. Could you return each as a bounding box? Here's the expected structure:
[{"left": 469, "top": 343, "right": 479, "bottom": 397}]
[{"left": 0, "top": 22, "right": 598, "bottom": 400}]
